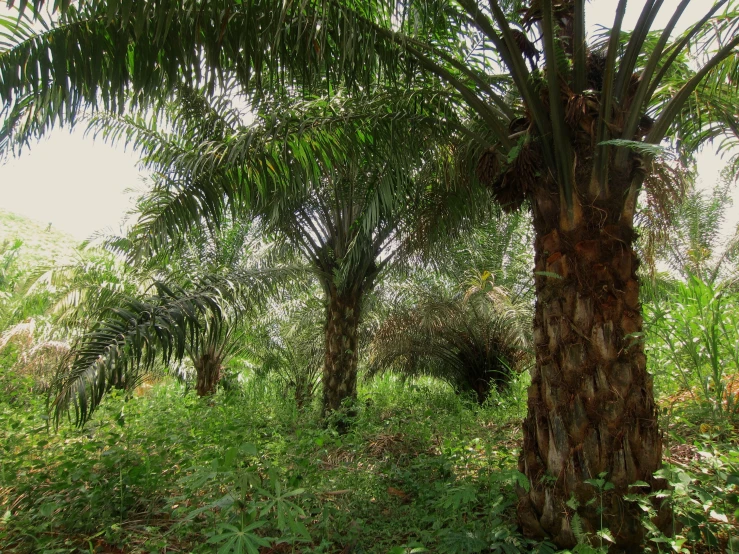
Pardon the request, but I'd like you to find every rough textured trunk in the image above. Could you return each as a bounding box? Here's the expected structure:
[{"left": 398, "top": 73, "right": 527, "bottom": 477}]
[
  {"left": 516, "top": 187, "right": 665, "bottom": 551},
  {"left": 322, "top": 286, "right": 362, "bottom": 416},
  {"left": 194, "top": 353, "right": 222, "bottom": 397},
  {"left": 293, "top": 373, "right": 314, "bottom": 409}
]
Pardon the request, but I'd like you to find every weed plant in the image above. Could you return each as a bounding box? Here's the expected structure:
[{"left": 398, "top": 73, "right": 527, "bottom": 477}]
[
  {"left": 2, "top": 363, "right": 738, "bottom": 553},
  {"left": 1, "top": 368, "right": 542, "bottom": 553}
]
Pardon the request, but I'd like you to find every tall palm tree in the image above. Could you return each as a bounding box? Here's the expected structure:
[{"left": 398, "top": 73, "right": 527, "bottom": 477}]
[
  {"left": 90, "top": 88, "right": 473, "bottom": 415},
  {"left": 2, "top": 0, "right": 738, "bottom": 547}
]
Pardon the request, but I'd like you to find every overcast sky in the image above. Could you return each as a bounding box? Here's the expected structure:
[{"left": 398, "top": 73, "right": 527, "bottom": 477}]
[{"left": 0, "top": 0, "right": 736, "bottom": 240}]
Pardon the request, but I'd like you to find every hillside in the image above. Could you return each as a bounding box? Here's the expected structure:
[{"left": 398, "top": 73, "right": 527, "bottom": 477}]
[{"left": 0, "top": 209, "right": 81, "bottom": 268}]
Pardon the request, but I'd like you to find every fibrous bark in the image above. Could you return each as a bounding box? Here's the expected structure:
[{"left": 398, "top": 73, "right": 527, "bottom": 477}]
[
  {"left": 194, "top": 353, "right": 222, "bottom": 397},
  {"left": 322, "top": 285, "right": 362, "bottom": 416},
  {"left": 516, "top": 185, "right": 666, "bottom": 550}
]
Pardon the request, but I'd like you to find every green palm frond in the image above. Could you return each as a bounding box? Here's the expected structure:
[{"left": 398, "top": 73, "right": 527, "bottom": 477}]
[
  {"left": 93, "top": 86, "right": 473, "bottom": 292},
  {"left": 3, "top": 0, "right": 738, "bottom": 229},
  {"left": 245, "top": 294, "right": 325, "bottom": 407},
  {"left": 663, "top": 178, "right": 739, "bottom": 284},
  {"left": 50, "top": 264, "right": 306, "bottom": 425}
]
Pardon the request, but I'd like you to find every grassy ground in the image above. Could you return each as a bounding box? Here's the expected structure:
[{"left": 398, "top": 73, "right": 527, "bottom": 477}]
[
  {"left": 1, "top": 368, "right": 737, "bottom": 554},
  {"left": 0, "top": 209, "right": 80, "bottom": 268}
]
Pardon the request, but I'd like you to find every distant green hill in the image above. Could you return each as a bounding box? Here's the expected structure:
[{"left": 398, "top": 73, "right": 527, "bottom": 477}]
[{"left": 0, "top": 209, "right": 81, "bottom": 268}]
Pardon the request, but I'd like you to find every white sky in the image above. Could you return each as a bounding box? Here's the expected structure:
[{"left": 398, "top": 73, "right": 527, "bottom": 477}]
[
  {"left": 0, "top": 129, "right": 146, "bottom": 239},
  {"left": 0, "top": 0, "right": 737, "bottom": 240}
]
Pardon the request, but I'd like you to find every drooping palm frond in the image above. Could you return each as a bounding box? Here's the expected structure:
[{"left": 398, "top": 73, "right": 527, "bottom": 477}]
[
  {"left": 89, "top": 85, "right": 474, "bottom": 290},
  {"left": 633, "top": 152, "right": 694, "bottom": 279},
  {"left": 2, "top": 0, "right": 738, "bottom": 228},
  {"left": 42, "top": 250, "right": 148, "bottom": 330},
  {"left": 368, "top": 284, "right": 531, "bottom": 403},
  {"left": 426, "top": 207, "right": 534, "bottom": 299},
  {"left": 50, "top": 265, "right": 307, "bottom": 425}
]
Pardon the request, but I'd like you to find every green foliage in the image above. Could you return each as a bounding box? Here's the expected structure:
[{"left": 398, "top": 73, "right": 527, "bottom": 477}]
[
  {"left": 2, "top": 2, "right": 739, "bottom": 551},
  {"left": 662, "top": 180, "right": 739, "bottom": 284},
  {"left": 245, "top": 295, "right": 325, "bottom": 408},
  {"left": 369, "top": 277, "right": 531, "bottom": 403},
  {"left": 646, "top": 275, "right": 739, "bottom": 421},
  {"left": 1, "top": 369, "right": 538, "bottom": 553},
  {"left": 0, "top": 239, "right": 54, "bottom": 329},
  {"left": 625, "top": 442, "right": 739, "bottom": 553}
]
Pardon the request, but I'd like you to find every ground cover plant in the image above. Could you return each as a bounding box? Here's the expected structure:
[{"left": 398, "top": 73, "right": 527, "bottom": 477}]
[
  {"left": 0, "top": 368, "right": 541, "bottom": 554},
  {"left": 2, "top": 350, "right": 739, "bottom": 553},
  {"left": 2, "top": 0, "right": 739, "bottom": 551}
]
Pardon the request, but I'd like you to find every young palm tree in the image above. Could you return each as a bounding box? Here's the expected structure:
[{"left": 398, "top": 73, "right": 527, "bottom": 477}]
[
  {"left": 50, "top": 263, "right": 302, "bottom": 424},
  {"left": 245, "top": 295, "right": 325, "bottom": 409},
  {"left": 46, "top": 207, "right": 300, "bottom": 422},
  {"left": 2, "top": 0, "right": 738, "bottom": 547},
  {"left": 663, "top": 179, "right": 739, "bottom": 284},
  {"left": 369, "top": 282, "right": 531, "bottom": 403}
]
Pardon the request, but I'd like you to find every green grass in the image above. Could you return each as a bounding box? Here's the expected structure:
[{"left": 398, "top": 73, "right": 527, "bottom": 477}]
[{"left": 1, "top": 366, "right": 738, "bottom": 554}]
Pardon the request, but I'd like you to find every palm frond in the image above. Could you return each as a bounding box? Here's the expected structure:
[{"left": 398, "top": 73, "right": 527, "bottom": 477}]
[
  {"left": 368, "top": 284, "right": 531, "bottom": 403},
  {"left": 50, "top": 265, "right": 307, "bottom": 425}
]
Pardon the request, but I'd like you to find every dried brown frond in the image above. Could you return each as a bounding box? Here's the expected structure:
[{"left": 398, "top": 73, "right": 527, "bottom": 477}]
[
  {"left": 510, "top": 29, "right": 540, "bottom": 68},
  {"left": 493, "top": 143, "right": 540, "bottom": 212},
  {"left": 586, "top": 51, "right": 607, "bottom": 92},
  {"left": 366, "top": 432, "right": 410, "bottom": 458},
  {"left": 636, "top": 157, "right": 691, "bottom": 275},
  {"left": 565, "top": 92, "right": 598, "bottom": 134}
]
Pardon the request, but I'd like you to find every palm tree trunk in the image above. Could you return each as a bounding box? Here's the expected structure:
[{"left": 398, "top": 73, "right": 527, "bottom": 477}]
[
  {"left": 194, "top": 353, "right": 221, "bottom": 397},
  {"left": 516, "top": 198, "right": 666, "bottom": 550},
  {"left": 322, "top": 285, "right": 362, "bottom": 416},
  {"left": 294, "top": 372, "right": 313, "bottom": 409}
]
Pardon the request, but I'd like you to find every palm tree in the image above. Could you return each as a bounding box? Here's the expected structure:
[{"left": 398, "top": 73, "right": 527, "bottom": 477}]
[
  {"left": 662, "top": 179, "right": 739, "bottom": 285},
  {"left": 3, "top": 0, "right": 739, "bottom": 547},
  {"left": 50, "top": 263, "right": 301, "bottom": 424},
  {"left": 45, "top": 208, "right": 299, "bottom": 421},
  {"left": 368, "top": 281, "right": 531, "bottom": 403},
  {"left": 245, "top": 294, "right": 325, "bottom": 409},
  {"left": 89, "top": 88, "right": 472, "bottom": 415}
]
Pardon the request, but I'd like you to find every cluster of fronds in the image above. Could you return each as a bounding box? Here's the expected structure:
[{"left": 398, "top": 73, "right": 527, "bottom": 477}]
[
  {"left": 368, "top": 283, "right": 531, "bottom": 404},
  {"left": 244, "top": 295, "right": 325, "bottom": 408},
  {"left": 0, "top": 318, "right": 68, "bottom": 391},
  {"left": 50, "top": 266, "right": 305, "bottom": 426}
]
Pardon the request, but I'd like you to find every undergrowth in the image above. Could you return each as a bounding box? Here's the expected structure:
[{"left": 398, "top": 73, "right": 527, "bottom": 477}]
[
  {"left": 0, "top": 370, "right": 542, "bottom": 553},
  {"left": 1, "top": 367, "right": 738, "bottom": 553}
]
